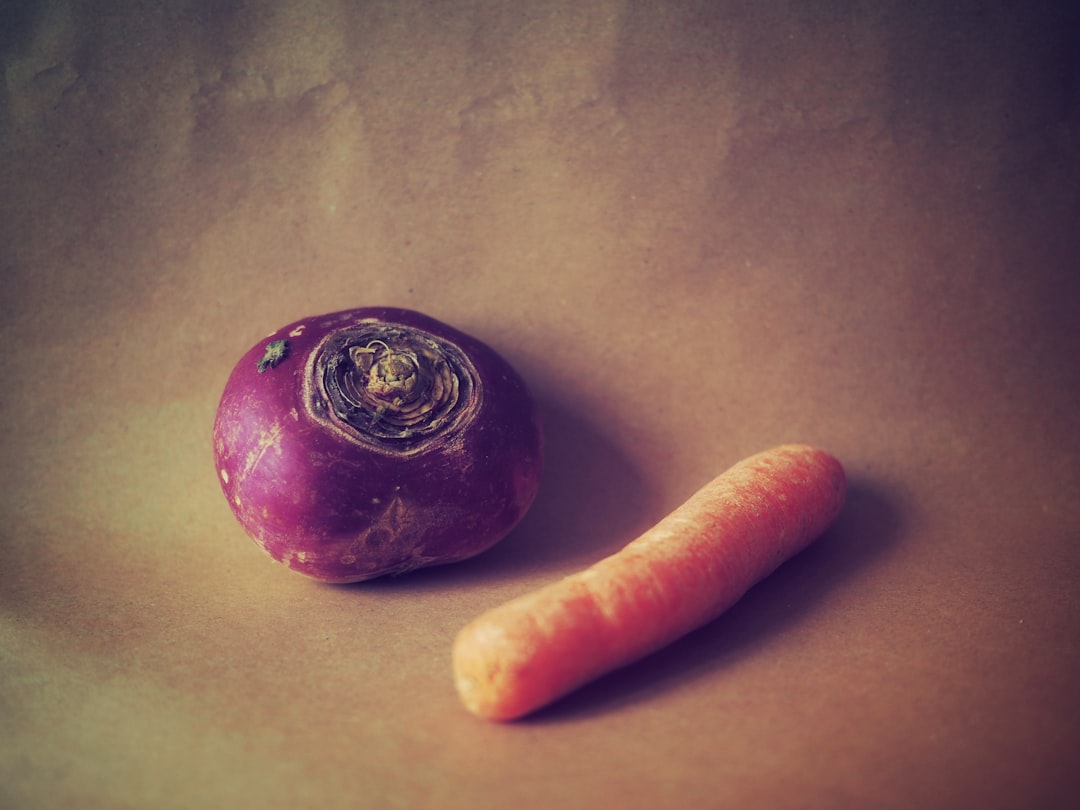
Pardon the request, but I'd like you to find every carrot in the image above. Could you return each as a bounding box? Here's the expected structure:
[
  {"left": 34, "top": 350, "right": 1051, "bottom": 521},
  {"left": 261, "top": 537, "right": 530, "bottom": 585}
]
[{"left": 452, "top": 443, "right": 847, "bottom": 721}]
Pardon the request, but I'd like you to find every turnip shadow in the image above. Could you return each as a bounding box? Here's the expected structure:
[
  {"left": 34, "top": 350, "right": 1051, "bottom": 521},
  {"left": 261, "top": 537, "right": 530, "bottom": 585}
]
[
  {"left": 518, "top": 476, "right": 905, "bottom": 723},
  {"left": 358, "top": 391, "right": 661, "bottom": 590}
]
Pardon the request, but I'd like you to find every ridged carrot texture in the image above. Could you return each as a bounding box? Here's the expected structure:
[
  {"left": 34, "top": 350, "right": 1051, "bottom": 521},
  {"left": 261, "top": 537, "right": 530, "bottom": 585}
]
[{"left": 452, "top": 444, "right": 847, "bottom": 721}]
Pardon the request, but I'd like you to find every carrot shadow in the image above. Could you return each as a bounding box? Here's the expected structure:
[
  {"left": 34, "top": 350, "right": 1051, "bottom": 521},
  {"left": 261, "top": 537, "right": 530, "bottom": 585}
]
[{"left": 519, "top": 476, "right": 905, "bottom": 723}]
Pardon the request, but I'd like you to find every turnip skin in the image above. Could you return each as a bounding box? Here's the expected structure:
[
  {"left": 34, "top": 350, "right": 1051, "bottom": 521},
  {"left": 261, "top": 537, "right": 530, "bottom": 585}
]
[{"left": 212, "top": 307, "right": 543, "bottom": 583}]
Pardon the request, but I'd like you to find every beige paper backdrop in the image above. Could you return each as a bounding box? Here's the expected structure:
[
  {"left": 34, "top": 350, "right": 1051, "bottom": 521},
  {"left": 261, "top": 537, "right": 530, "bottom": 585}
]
[{"left": 2, "top": 1, "right": 1078, "bottom": 808}]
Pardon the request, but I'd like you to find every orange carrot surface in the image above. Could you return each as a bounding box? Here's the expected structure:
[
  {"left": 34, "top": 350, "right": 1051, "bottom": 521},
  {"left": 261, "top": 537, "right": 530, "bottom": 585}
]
[{"left": 452, "top": 444, "right": 847, "bottom": 721}]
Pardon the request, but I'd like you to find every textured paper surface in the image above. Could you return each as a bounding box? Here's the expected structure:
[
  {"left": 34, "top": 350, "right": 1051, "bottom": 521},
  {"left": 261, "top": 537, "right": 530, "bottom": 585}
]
[{"left": 2, "top": 2, "right": 1078, "bottom": 808}]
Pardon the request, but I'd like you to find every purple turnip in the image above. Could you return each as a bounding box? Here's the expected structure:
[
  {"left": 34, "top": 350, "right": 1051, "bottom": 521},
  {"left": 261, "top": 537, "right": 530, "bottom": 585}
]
[{"left": 213, "top": 307, "right": 543, "bottom": 583}]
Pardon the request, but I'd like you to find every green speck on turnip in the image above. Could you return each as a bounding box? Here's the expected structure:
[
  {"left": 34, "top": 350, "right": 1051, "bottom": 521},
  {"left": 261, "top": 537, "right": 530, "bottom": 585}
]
[{"left": 257, "top": 340, "right": 290, "bottom": 373}]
